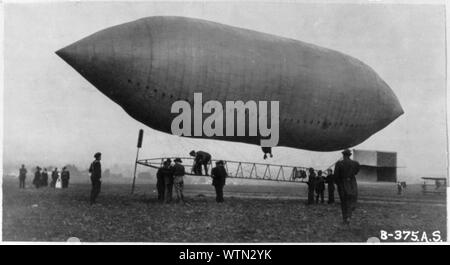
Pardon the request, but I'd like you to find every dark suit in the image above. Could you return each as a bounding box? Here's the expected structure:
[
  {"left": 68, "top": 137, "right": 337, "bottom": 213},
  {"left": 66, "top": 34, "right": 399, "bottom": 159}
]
[
  {"left": 211, "top": 166, "right": 227, "bottom": 202},
  {"left": 61, "top": 170, "right": 70, "bottom": 188},
  {"left": 89, "top": 160, "right": 102, "bottom": 204},
  {"left": 326, "top": 173, "right": 335, "bottom": 203},
  {"left": 19, "top": 168, "right": 27, "bottom": 188},
  {"left": 334, "top": 158, "right": 360, "bottom": 221},
  {"left": 156, "top": 166, "right": 173, "bottom": 202},
  {"left": 307, "top": 171, "right": 316, "bottom": 205}
]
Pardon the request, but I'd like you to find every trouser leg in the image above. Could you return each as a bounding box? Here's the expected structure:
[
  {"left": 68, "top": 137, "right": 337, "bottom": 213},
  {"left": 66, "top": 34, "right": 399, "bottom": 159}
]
[
  {"left": 203, "top": 162, "right": 209, "bottom": 175},
  {"left": 308, "top": 188, "right": 314, "bottom": 204},
  {"left": 328, "top": 187, "right": 335, "bottom": 203}
]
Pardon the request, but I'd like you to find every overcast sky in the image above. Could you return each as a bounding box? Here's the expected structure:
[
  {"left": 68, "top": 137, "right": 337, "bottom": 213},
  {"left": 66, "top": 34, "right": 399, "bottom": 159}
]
[{"left": 2, "top": 1, "right": 447, "bottom": 182}]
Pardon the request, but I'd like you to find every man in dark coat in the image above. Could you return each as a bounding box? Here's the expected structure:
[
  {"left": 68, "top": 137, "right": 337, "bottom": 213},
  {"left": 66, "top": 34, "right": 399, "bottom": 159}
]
[
  {"left": 189, "top": 150, "right": 211, "bottom": 175},
  {"left": 19, "top": 164, "right": 27, "bottom": 189},
  {"left": 41, "top": 168, "right": 49, "bottom": 187},
  {"left": 315, "top": 170, "right": 325, "bottom": 204},
  {"left": 61, "top": 167, "right": 70, "bottom": 188},
  {"left": 211, "top": 160, "right": 228, "bottom": 203},
  {"left": 163, "top": 159, "right": 174, "bottom": 203},
  {"left": 334, "top": 149, "right": 360, "bottom": 224},
  {"left": 33, "top": 167, "right": 41, "bottom": 188},
  {"left": 50, "top": 168, "right": 59, "bottom": 188},
  {"left": 325, "top": 168, "right": 335, "bottom": 204},
  {"left": 306, "top": 168, "right": 316, "bottom": 205},
  {"left": 172, "top": 158, "right": 186, "bottom": 203},
  {"left": 89, "top": 152, "right": 102, "bottom": 205},
  {"left": 156, "top": 160, "right": 172, "bottom": 202}
]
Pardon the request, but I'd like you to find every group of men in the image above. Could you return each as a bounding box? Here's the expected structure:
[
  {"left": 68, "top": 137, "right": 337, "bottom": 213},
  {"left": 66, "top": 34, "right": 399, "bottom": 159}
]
[
  {"left": 156, "top": 150, "right": 228, "bottom": 203},
  {"left": 19, "top": 165, "right": 70, "bottom": 189},
  {"left": 18, "top": 148, "right": 359, "bottom": 224},
  {"left": 306, "top": 149, "right": 360, "bottom": 224}
]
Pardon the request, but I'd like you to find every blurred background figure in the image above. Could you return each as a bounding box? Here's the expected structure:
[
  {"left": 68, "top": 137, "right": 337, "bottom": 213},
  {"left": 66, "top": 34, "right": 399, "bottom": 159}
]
[
  {"left": 41, "top": 168, "right": 49, "bottom": 187},
  {"left": 19, "top": 164, "right": 27, "bottom": 189},
  {"left": 50, "top": 168, "right": 58, "bottom": 188},
  {"left": 33, "top": 166, "right": 41, "bottom": 188},
  {"left": 61, "top": 166, "right": 70, "bottom": 188}
]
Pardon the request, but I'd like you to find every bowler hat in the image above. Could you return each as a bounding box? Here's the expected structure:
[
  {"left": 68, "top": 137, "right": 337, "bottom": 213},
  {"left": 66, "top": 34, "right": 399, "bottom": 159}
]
[
  {"left": 94, "top": 152, "right": 102, "bottom": 158},
  {"left": 342, "top": 149, "right": 352, "bottom": 156},
  {"left": 174, "top": 158, "right": 182, "bottom": 163},
  {"left": 216, "top": 160, "right": 224, "bottom": 165}
]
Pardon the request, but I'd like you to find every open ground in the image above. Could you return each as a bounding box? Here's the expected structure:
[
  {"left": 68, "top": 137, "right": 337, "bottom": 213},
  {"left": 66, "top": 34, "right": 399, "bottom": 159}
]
[{"left": 2, "top": 177, "right": 446, "bottom": 242}]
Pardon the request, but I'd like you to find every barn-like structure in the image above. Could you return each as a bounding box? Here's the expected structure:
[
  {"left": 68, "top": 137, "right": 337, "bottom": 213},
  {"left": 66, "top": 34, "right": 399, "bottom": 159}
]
[{"left": 353, "top": 149, "right": 397, "bottom": 182}]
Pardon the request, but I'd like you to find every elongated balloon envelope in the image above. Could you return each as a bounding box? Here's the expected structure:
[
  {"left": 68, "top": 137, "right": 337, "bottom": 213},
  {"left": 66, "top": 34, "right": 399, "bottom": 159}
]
[{"left": 56, "top": 16, "right": 403, "bottom": 151}]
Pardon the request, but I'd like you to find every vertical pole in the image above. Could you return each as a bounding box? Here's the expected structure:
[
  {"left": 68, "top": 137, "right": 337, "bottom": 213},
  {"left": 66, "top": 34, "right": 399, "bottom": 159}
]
[
  {"left": 131, "top": 129, "right": 144, "bottom": 194},
  {"left": 131, "top": 148, "right": 140, "bottom": 194}
]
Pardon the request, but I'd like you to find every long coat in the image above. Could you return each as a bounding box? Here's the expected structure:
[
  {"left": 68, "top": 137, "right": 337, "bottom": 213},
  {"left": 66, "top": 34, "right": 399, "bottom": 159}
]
[
  {"left": 334, "top": 158, "right": 360, "bottom": 196},
  {"left": 211, "top": 166, "right": 227, "bottom": 187}
]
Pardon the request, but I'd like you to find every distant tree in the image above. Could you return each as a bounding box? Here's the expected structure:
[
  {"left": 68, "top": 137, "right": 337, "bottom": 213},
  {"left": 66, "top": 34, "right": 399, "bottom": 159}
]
[
  {"left": 138, "top": 171, "right": 154, "bottom": 181},
  {"left": 103, "top": 169, "right": 111, "bottom": 178}
]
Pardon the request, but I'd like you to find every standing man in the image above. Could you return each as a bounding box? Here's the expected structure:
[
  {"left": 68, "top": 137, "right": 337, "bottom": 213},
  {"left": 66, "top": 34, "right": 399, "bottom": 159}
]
[
  {"left": 163, "top": 159, "right": 174, "bottom": 203},
  {"left": 211, "top": 160, "right": 228, "bottom": 203},
  {"left": 325, "top": 168, "right": 335, "bottom": 204},
  {"left": 61, "top": 167, "right": 70, "bottom": 188},
  {"left": 334, "top": 149, "right": 360, "bottom": 224},
  {"left": 33, "top": 167, "right": 41, "bottom": 188},
  {"left": 41, "top": 168, "right": 49, "bottom": 187},
  {"left": 306, "top": 168, "right": 316, "bottom": 205},
  {"left": 89, "top": 152, "right": 102, "bottom": 205},
  {"left": 156, "top": 161, "right": 170, "bottom": 202},
  {"left": 50, "top": 168, "right": 59, "bottom": 188},
  {"left": 19, "top": 165, "right": 27, "bottom": 189},
  {"left": 315, "top": 170, "right": 325, "bottom": 204},
  {"left": 172, "top": 158, "right": 186, "bottom": 204},
  {"left": 189, "top": 150, "right": 211, "bottom": 175}
]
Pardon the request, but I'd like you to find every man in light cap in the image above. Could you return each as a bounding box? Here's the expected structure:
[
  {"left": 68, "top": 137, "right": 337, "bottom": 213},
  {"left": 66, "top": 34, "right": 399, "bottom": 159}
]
[
  {"left": 89, "top": 152, "right": 102, "bottom": 205},
  {"left": 334, "top": 149, "right": 360, "bottom": 224}
]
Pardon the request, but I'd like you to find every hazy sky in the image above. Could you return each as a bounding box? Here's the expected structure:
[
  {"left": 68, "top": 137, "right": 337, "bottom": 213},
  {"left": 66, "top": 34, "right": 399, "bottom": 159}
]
[{"left": 2, "top": 1, "right": 447, "bottom": 181}]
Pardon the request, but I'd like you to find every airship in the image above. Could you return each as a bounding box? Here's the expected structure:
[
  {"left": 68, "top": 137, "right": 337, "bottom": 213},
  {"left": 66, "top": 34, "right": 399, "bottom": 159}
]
[{"left": 56, "top": 16, "right": 403, "bottom": 152}]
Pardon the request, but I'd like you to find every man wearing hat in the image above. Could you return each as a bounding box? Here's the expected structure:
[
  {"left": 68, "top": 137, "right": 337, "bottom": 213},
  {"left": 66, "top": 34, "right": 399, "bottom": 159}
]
[
  {"left": 89, "top": 152, "right": 102, "bottom": 205},
  {"left": 172, "top": 158, "right": 186, "bottom": 203},
  {"left": 189, "top": 150, "right": 211, "bottom": 176},
  {"left": 334, "top": 149, "right": 360, "bottom": 224},
  {"left": 211, "top": 160, "right": 228, "bottom": 203}
]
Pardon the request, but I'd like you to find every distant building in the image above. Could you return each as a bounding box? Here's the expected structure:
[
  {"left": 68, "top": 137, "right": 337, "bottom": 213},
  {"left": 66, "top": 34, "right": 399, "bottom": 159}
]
[{"left": 352, "top": 149, "right": 397, "bottom": 182}]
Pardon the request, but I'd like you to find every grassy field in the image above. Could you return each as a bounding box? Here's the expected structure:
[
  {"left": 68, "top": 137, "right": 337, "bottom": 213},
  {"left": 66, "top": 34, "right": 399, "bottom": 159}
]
[{"left": 2, "top": 178, "right": 447, "bottom": 243}]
